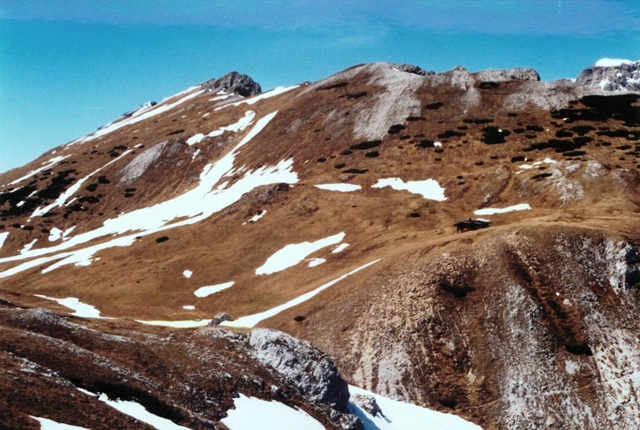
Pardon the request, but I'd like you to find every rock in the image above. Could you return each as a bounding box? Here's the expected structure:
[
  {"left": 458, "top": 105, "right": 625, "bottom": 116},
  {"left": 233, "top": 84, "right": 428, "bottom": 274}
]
[
  {"left": 393, "top": 63, "right": 434, "bottom": 76},
  {"left": 576, "top": 60, "right": 640, "bottom": 92},
  {"left": 209, "top": 312, "right": 233, "bottom": 326},
  {"left": 474, "top": 67, "right": 540, "bottom": 82},
  {"left": 351, "top": 394, "right": 384, "bottom": 418},
  {"left": 248, "top": 328, "right": 350, "bottom": 411},
  {"left": 202, "top": 71, "right": 262, "bottom": 97}
]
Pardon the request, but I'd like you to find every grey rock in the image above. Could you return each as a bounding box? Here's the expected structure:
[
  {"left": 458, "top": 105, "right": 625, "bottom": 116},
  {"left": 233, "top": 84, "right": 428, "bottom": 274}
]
[
  {"left": 393, "top": 63, "right": 434, "bottom": 76},
  {"left": 209, "top": 312, "right": 233, "bottom": 326},
  {"left": 474, "top": 67, "right": 540, "bottom": 82},
  {"left": 119, "top": 140, "right": 169, "bottom": 184},
  {"left": 351, "top": 394, "right": 384, "bottom": 417},
  {"left": 202, "top": 71, "right": 262, "bottom": 97},
  {"left": 576, "top": 61, "right": 640, "bottom": 92},
  {"left": 248, "top": 328, "right": 350, "bottom": 411}
]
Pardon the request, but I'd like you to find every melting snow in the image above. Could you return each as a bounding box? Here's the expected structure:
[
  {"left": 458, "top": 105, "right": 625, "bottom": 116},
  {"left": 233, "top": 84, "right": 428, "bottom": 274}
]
[
  {"left": 372, "top": 178, "right": 447, "bottom": 201},
  {"left": 183, "top": 270, "right": 193, "bottom": 279},
  {"left": 78, "top": 389, "right": 190, "bottom": 430},
  {"left": 8, "top": 155, "right": 71, "bottom": 186},
  {"left": 474, "top": 204, "right": 531, "bottom": 215},
  {"left": 186, "top": 133, "right": 205, "bottom": 146},
  {"left": 307, "top": 258, "right": 326, "bottom": 267},
  {"left": 0, "top": 232, "right": 8, "bottom": 249},
  {"left": 84, "top": 88, "right": 205, "bottom": 142},
  {"left": 0, "top": 112, "right": 298, "bottom": 277},
  {"left": 222, "top": 393, "right": 324, "bottom": 430},
  {"left": 216, "top": 85, "right": 300, "bottom": 111},
  {"left": 48, "top": 228, "right": 63, "bottom": 242},
  {"left": 29, "top": 416, "right": 88, "bottom": 430},
  {"left": 315, "top": 183, "right": 362, "bottom": 192},
  {"left": 255, "top": 232, "right": 345, "bottom": 275},
  {"left": 244, "top": 210, "right": 266, "bottom": 224},
  {"left": 194, "top": 281, "right": 235, "bottom": 298},
  {"left": 223, "top": 259, "right": 380, "bottom": 328},
  {"left": 332, "top": 243, "right": 349, "bottom": 253},
  {"left": 348, "top": 385, "right": 482, "bottom": 430},
  {"left": 136, "top": 319, "right": 209, "bottom": 328},
  {"left": 34, "top": 295, "right": 106, "bottom": 319},
  {"left": 32, "top": 150, "right": 133, "bottom": 218},
  {"left": 206, "top": 110, "right": 256, "bottom": 137},
  {"left": 21, "top": 239, "right": 37, "bottom": 254}
]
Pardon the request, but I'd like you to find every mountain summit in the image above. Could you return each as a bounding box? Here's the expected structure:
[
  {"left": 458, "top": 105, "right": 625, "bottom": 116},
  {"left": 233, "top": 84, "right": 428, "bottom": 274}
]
[
  {"left": 1, "top": 61, "right": 639, "bottom": 429},
  {"left": 576, "top": 58, "right": 640, "bottom": 92}
]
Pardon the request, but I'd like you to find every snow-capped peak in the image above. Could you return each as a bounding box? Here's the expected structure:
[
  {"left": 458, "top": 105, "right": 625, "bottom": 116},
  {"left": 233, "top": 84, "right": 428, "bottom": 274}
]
[{"left": 595, "top": 58, "right": 637, "bottom": 68}]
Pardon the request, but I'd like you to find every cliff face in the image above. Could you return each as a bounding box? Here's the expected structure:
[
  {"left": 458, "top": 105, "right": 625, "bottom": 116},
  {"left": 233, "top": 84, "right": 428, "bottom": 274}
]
[
  {"left": 1, "top": 62, "right": 639, "bottom": 429},
  {"left": 576, "top": 59, "right": 640, "bottom": 92}
]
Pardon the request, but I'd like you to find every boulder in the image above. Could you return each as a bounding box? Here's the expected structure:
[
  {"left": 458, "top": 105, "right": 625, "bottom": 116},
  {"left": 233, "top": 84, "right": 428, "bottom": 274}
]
[{"left": 248, "top": 328, "right": 350, "bottom": 411}]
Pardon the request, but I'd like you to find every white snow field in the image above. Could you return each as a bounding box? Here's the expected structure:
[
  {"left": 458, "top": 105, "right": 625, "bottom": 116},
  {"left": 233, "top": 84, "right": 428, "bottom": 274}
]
[
  {"left": 255, "top": 232, "right": 346, "bottom": 275},
  {"left": 474, "top": 203, "right": 531, "bottom": 216},
  {"left": 215, "top": 85, "right": 300, "bottom": 111},
  {"left": 136, "top": 319, "right": 210, "bottom": 328},
  {"left": 221, "top": 393, "right": 324, "bottom": 430},
  {"left": 372, "top": 178, "right": 447, "bottom": 201},
  {"left": 33, "top": 295, "right": 106, "bottom": 319},
  {"left": 348, "top": 385, "right": 482, "bottom": 430}
]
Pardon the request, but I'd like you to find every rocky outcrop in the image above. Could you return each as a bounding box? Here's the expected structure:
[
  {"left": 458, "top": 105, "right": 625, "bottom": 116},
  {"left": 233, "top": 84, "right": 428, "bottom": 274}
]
[
  {"left": 248, "top": 328, "right": 350, "bottom": 411},
  {"left": 202, "top": 71, "right": 262, "bottom": 97},
  {"left": 393, "top": 63, "right": 434, "bottom": 76},
  {"left": 474, "top": 67, "right": 540, "bottom": 82},
  {"left": 576, "top": 59, "right": 640, "bottom": 92}
]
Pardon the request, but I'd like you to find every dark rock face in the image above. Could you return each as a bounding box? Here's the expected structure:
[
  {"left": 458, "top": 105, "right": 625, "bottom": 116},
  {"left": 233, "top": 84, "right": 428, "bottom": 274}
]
[
  {"left": 202, "top": 71, "right": 262, "bottom": 97},
  {"left": 248, "top": 328, "right": 351, "bottom": 411},
  {"left": 576, "top": 61, "right": 640, "bottom": 92}
]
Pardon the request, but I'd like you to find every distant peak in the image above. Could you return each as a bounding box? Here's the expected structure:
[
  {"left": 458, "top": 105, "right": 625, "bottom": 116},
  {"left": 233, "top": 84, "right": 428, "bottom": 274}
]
[
  {"left": 202, "top": 71, "right": 262, "bottom": 97},
  {"left": 595, "top": 58, "right": 638, "bottom": 68}
]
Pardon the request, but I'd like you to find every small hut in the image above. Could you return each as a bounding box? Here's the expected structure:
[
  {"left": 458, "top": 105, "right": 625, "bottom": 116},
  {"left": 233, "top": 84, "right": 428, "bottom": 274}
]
[{"left": 455, "top": 218, "right": 490, "bottom": 233}]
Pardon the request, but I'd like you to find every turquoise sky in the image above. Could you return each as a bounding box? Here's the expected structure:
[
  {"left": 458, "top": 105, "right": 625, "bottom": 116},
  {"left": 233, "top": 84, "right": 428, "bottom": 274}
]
[{"left": 1, "top": 0, "right": 640, "bottom": 174}]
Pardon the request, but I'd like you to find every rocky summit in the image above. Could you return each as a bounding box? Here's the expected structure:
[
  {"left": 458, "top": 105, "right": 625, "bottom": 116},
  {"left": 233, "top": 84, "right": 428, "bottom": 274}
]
[{"left": 1, "top": 59, "right": 639, "bottom": 429}]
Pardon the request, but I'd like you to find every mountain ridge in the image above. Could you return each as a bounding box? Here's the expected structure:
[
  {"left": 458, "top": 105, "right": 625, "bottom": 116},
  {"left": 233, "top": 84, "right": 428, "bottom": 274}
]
[{"left": 1, "top": 59, "right": 640, "bottom": 429}]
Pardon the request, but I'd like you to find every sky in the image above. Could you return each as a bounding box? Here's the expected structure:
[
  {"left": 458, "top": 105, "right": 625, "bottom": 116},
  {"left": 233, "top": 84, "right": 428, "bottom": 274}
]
[{"left": 1, "top": 0, "right": 640, "bottom": 174}]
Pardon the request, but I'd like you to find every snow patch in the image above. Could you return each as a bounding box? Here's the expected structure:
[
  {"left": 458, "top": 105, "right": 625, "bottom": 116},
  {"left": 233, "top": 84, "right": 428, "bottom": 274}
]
[
  {"left": 255, "top": 232, "right": 345, "bottom": 275},
  {"left": 223, "top": 259, "right": 380, "bottom": 328},
  {"left": 0, "top": 232, "right": 8, "bottom": 249},
  {"left": 315, "top": 183, "right": 362, "bottom": 192},
  {"left": 216, "top": 86, "right": 299, "bottom": 111},
  {"left": 8, "top": 155, "right": 71, "bottom": 186},
  {"left": 372, "top": 178, "right": 446, "bottom": 201},
  {"left": 474, "top": 204, "right": 531, "bottom": 215},
  {"left": 29, "top": 416, "right": 88, "bottom": 430},
  {"left": 332, "top": 243, "right": 349, "bottom": 253},
  {"left": 183, "top": 305, "right": 195, "bottom": 310},
  {"left": 186, "top": 133, "right": 205, "bottom": 146},
  {"left": 34, "top": 295, "right": 106, "bottom": 319},
  {"left": 222, "top": 393, "right": 324, "bottom": 430},
  {"left": 135, "top": 319, "right": 209, "bottom": 328},
  {"left": 348, "top": 385, "right": 481, "bottom": 430},
  {"left": 307, "top": 258, "right": 326, "bottom": 267},
  {"left": 194, "top": 281, "right": 235, "bottom": 298},
  {"left": 79, "top": 389, "right": 190, "bottom": 430},
  {"left": 183, "top": 270, "right": 193, "bottom": 279}
]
